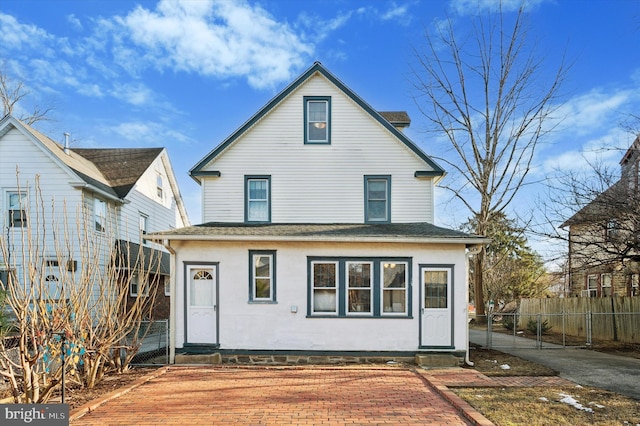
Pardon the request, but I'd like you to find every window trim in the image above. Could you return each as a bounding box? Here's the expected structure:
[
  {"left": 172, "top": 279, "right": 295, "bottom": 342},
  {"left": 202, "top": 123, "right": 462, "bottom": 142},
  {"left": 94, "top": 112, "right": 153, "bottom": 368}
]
[
  {"left": 248, "top": 250, "right": 277, "bottom": 303},
  {"left": 139, "top": 213, "right": 149, "bottom": 245},
  {"left": 304, "top": 96, "right": 331, "bottom": 144},
  {"left": 364, "top": 176, "right": 391, "bottom": 223},
  {"left": 244, "top": 175, "right": 271, "bottom": 223},
  {"left": 307, "top": 257, "right": 412, "bottom": 318}
]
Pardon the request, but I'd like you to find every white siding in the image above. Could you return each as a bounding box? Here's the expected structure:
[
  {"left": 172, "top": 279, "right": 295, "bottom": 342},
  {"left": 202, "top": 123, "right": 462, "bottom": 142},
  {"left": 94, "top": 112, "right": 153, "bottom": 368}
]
[
  {"left": 171, "top": 240, "right": 468, "bottom": 352},
  {"left": 200, "top": 74, "right": 436, "bottom": 224},
  {"left": 119, "top": 153, "right": 184, "bottom": 243}
]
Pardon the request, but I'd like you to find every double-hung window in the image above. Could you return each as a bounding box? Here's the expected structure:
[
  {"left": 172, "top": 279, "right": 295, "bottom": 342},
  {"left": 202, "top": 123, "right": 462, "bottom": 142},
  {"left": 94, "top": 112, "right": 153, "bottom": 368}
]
[
  {"left": 7, "top": 191, "right": 28, "bottom": 228},
  {"left": 304, "top": 96, "right": 330, "bottom": 144},
  {"left": 312, "top": 262, "right": 338, "bottom": 313},
  {"left": 382, "top": 262, "right": 407, "bottom": 314},
  {"left": 364, "top": 176, "right": 391, "bottom": 223},
  {"left": 139, "top": 213, "right": 148, "bottom": 244},
  {"left": 249, "top": 250, "right": 276, "bottom": 302},
  {"left": 309, "top": 258, "right": 410, "bottom": 317},
  {"left": 347, "top": 262, "right": 372, "bottom": 314},
  {"left": 245, "top": 176, "right": 271, "bottom": 222},
  {"left": 94, "top": 198, "right": 107, "bottom": 232}
]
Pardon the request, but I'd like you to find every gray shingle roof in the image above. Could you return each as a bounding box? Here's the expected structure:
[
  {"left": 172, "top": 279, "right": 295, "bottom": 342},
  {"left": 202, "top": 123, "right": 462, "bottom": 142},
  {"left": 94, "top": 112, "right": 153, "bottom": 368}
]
[{"left": 151, "top": 222, "right": 484, "bottom": 244}]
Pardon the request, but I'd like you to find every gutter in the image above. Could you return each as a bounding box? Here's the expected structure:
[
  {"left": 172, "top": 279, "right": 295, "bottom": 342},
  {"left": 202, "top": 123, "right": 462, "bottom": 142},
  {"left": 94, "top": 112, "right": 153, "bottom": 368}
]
[
  {"left": 147, "top": 234, "right": 489, "bottom": 245},
  {"left": 464, "top": 244, "right": 483, "bottom": 366},
  {"left": 161, "top": 239, "right": 177, "bottom": 365}
]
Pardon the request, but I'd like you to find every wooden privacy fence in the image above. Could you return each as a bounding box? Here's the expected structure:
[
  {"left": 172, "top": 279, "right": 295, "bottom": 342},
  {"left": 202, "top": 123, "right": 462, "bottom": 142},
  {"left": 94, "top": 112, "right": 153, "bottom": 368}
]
[{"left": 519, "top": 297, "right": 640, "bottom": 344}]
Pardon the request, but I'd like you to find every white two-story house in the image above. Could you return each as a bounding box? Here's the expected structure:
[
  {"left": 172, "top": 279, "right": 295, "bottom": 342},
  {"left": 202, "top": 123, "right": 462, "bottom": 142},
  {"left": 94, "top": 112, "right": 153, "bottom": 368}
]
[
  {"left": 0, "top": 115, "right": 190, "bottom": 319},
  {"left": 153, "top": 62, "right": 485, "bottom": 364}
]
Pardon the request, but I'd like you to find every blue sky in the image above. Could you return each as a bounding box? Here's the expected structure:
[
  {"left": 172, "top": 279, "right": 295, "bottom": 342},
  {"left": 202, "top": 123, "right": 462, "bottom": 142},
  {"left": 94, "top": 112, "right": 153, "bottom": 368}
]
[{"left": 1, "top": 0, "right": 639, "bottom": 261}]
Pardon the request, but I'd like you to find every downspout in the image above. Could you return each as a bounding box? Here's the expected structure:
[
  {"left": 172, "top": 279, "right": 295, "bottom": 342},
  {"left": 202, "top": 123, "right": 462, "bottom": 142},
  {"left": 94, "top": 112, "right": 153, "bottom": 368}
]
[
  {"left": 162, "top": 239, "right": 177, "bottom": 364},
  {"left": 465, "top": 244, "right": 482, "bottom": 366}
]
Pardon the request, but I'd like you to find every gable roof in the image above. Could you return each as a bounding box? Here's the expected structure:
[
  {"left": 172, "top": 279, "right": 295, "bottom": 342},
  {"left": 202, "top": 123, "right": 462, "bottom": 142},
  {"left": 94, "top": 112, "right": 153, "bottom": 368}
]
[
  {"left": 0, "top": 115, "right": 172, "bottom": 202},
  {"left": 189, "top": 62, "right": 445, "bottom": 183},
  {"left": 73, "top": 148, "right": 163, "bottom": 198},
  {"left": 561, "top": 180, "right": 628, "bottom": 228}
]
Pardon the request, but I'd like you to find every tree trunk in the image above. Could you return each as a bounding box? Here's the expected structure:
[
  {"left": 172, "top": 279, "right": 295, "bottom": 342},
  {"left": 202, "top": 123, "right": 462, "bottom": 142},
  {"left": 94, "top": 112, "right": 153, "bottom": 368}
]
[{"left": 474, "top": 252, "right": 487, "bottom": 324}]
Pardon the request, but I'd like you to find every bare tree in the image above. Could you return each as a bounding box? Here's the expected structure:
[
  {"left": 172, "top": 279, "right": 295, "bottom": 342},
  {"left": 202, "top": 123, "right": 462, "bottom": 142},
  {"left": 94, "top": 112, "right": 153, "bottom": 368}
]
[
  {"left": 410, "top": 3, "right": 567, "bottom": 319},
  {"left": 0, "top": 67, "right": 53, "bottom": 125},
  {"left": 0, "top": 174, "right": 159, "bottom": 402}
]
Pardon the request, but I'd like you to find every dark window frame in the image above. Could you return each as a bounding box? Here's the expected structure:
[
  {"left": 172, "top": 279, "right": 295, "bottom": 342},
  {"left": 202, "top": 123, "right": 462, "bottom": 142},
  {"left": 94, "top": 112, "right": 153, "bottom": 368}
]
[{"left": 303, "top": 96, "right": 331, "bottom": 144}]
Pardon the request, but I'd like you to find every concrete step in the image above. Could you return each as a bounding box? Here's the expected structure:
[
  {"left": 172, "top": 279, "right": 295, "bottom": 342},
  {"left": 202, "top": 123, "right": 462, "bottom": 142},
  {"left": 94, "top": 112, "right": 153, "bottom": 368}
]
[
  {"left": 174, "top": 353, "right": 222, "bottom": 365},
  {"left": 415, "top": 354, "right": 462, "bottom": 368}
]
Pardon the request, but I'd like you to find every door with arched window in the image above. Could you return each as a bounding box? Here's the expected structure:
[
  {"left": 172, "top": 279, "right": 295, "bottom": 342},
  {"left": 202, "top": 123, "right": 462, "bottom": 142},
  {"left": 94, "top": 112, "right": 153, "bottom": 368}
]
[{"left": 186, "top": 265, "right": 217, "bottom": 344}]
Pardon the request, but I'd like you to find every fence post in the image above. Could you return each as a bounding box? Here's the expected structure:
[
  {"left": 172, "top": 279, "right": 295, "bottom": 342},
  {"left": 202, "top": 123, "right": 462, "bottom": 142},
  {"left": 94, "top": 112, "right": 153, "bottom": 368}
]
[
  {"left": 562, "top": 310, "right": 566, "bottom": 347},
  {"left": 486, "top": 314, "right": 493, "bottom": 349},
  {"left": 536, "top": 313, "right": 542, "bottom": 349},
  {"left": 586, "top": 311, "right": 592, "bottom": 346}
]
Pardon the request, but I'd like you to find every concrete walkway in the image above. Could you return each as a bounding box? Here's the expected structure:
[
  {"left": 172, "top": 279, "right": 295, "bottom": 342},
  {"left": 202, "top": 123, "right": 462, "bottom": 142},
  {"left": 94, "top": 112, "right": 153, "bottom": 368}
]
[
  {"left": 70, "top": 366, "right": 489, "bottom": 425},
  {"left": 470, "top": 329, "right": 640, "bottom": 400}
]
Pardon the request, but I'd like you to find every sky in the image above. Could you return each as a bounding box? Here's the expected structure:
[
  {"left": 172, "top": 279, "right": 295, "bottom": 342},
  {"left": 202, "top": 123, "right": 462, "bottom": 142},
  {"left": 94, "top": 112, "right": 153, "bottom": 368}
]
[{"left": 1, "top": 0, "right": 639, "bottom": 264}]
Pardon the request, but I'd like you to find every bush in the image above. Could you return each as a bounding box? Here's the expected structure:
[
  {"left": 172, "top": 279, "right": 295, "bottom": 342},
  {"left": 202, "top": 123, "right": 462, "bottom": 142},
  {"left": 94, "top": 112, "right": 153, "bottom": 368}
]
[
  {"left": 526, "top": 318, "right": 552, "bottom": 335},
  {"left": 501, "top": 315, "right": 518, "bottom": 331}
]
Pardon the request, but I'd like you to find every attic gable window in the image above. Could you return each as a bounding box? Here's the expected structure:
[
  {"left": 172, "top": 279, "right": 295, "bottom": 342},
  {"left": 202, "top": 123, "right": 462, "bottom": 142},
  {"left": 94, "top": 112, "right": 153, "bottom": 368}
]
[
  {"left": 245, "top": 176, "right": 271, "bottom": 223},
  {"left": 156, "top": 174, "right": 164, "bottom": 199},
  {"left": 364, "top": 176, "right": 391, "bottom": 223},
  {"left": 304, "top": 96, "right": 331, "bottom": 144},
  {"left": 94, "top": 198, "right": 107, "bottom": 232}
]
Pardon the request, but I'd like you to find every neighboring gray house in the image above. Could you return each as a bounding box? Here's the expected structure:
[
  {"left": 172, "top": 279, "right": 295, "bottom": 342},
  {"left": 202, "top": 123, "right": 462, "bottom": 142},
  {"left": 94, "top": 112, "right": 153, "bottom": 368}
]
[{"left": 153, "top": 62, "right": 485, "bottom": 364}]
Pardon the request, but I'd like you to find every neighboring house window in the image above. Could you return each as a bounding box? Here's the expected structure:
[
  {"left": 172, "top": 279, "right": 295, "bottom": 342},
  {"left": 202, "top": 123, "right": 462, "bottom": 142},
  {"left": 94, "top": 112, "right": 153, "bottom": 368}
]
[
  {"left": 304, "top": 96, "right": 331, "bottom": 144},
  {"left": 94, "top": 198, "right": 107, "bottom": 232},
  {"left": 139, "top": 213, "right": 148, "bottom": 244},
  {"left": 249, "top": 250, "right": 276, "bottom": 302},
  {"left": 164, "top": 276, "right": 170, "bottom": 296},
  {"left": 44, "top": 274, "right": 59, "bottom": 300},
  {"left": 585, "top": 274, "right": 598, "bottom": 297},
  {"left": 308, "top": 257, "right": 411, "bottom": 318},
  {"left": 601, "top": 273, "right": 612, "bottom": 297},
  {"left": 347, "top": 262, "right": 372, "bottom": 314},
  {"left": 130, "top": 273, "right": 148, "bottom": 297},
  {"left": 245, "top": 176, "right": 271, "bottom": 222},
  {"left": 604, "top": 219, "right": 619, "bottom": 242},
  {"left": 382, "top": 262, "right": 407, "bottom": 314},
  {"left": 364, "top": 176, "right": 391, "bottom": 223},
  {"left": 7, "top": 191, "right": 27, "bottom": 228},
  {"left": 631, "top": 274, "right": 639, "bottom": 296},
  {"left": 156, "top": 174, "right": 164, "bottom": 199},
  {"left": 311, "top": 261, "right": 338, "bottom": 314},
  {"left": 423, "top": 270, "right": 448, "bottom": 309}
]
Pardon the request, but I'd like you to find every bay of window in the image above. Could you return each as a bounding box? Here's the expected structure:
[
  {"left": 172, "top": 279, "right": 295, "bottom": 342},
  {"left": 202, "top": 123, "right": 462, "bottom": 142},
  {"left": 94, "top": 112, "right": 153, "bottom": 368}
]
[{"left": 312, "top": 262, "right": 338, "bottom": 313}]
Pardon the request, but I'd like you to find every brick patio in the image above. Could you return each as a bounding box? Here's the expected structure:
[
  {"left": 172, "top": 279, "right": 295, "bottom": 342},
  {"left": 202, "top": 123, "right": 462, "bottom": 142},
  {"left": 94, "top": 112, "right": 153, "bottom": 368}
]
[{"left": 71, "top": 366, "right": 483, "bottom": 425}]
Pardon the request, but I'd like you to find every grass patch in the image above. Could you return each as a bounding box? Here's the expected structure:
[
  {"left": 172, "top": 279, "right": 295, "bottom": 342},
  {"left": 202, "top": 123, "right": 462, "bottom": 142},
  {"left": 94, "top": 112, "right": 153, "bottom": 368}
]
[
  {"left": 454, "top": 386, "right": 640, "bottom": 426},
  {"left": 468, "top": 346, "right": 557, "bottom": 376}
]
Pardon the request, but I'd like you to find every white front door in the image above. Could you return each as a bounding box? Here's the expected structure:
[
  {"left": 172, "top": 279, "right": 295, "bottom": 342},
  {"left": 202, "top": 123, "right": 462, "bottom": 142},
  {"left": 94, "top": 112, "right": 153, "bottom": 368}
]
[
  {"left": 420, "top": 266, "right": 453, "bottom": 347},
  {"left": 186, "top": 266, "right": 217, "bottom": 344}
]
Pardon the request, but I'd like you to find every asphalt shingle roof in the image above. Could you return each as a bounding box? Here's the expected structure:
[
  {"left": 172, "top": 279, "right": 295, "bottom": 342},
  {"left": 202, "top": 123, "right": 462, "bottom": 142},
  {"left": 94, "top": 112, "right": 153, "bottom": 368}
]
[{"left": 151, "top": 222, "right": 483, "bottom": 243}]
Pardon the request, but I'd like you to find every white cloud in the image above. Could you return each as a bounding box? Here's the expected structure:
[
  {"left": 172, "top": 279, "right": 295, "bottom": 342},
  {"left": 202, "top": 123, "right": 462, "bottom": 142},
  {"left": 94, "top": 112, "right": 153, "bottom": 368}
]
[
  {"left": 67, "top": 14, "right": 83, "bottom": 31},
  {"left": 450, "top": 0, "right": 549, "bottom": 15},
  {"left": 381, "top": 3, "right": 411, "bottom": 21},
  {"left": 118, "top": 0, "right": 313, "bottom": 89},
  {"left": 0, "top": 12, "right": 53, "bottom": 50},
  {"left": 111, "top": 121, "right": 193, "bottom": 145},
  {"left": 110, "top": 82, "right": 155, "bottom": 106}
]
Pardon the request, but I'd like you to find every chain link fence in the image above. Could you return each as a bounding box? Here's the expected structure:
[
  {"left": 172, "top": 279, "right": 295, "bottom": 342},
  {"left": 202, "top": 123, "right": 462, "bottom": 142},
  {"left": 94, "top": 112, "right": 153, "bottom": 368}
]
[
  {"left": 129, "top": 319, "right": 169, "bottom": 366},
  {"left": 474, "top": 311, "right": 640, "bottom": 349}
]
